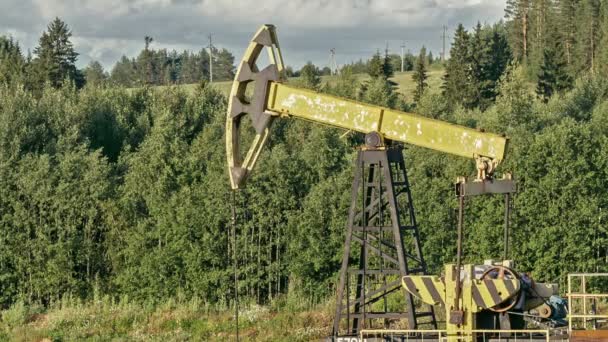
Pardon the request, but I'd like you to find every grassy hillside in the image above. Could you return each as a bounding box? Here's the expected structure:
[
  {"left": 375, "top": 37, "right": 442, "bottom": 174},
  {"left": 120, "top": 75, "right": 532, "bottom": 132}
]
[
  {"left": 0, "top": 298, "right": 332, "bottom": 341},
  {"left": 156, "top": 67, "right": 445, "bottom": 102}
]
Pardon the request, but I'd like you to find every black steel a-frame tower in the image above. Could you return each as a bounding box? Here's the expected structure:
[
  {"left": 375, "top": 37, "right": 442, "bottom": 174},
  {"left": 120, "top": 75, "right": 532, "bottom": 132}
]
[{"left": 332, "top": 143, "right": 437, "bottom": 337}]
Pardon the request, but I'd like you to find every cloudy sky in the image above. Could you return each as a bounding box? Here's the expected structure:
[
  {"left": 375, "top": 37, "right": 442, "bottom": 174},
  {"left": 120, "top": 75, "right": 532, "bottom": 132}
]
[{"left": 0, "top": 0, "right": 506, "bottom": 71}]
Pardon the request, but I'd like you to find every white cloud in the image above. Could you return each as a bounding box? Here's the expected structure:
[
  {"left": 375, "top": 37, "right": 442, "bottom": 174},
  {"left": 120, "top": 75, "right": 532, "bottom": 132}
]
[{"left": 1, "top": 0, "right": 506, "bottom": 70}]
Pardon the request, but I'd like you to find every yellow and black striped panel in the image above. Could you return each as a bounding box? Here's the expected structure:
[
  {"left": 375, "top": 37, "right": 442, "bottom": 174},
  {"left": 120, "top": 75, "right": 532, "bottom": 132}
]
[
  {"left": 402, "top": 276, "right": 445, "bottom": 306},
  {"left": 471, "top": 279, "right": 520, "bottom": 312}
]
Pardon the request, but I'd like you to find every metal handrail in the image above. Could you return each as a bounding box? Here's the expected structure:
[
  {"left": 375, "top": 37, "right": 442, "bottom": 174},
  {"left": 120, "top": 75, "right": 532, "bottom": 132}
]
[
  {"left": 359, "top": 328, "right": 550, "bottom": 341},
  {"left": 567, "top": 273, "right": 608, "bottom": 332}
]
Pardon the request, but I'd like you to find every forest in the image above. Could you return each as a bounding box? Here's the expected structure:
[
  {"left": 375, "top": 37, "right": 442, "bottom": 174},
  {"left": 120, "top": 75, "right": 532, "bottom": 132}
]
[{"left": 1, "top": 0, "right": 608, "bottom": 339}]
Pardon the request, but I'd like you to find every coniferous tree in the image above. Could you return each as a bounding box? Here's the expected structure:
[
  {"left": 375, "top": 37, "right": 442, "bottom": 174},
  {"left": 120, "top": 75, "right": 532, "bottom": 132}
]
[
  {"left": 382, "top": 48, "right": 394, "bottom": 79},
  {"left": 469, "top": 23, "right": 493, "bottom": 108},
  {"left": 326, "top": 65, "right": 359, "bottom": 100},
  {"left": 0, "top": 36, "right": 26, "bottom": 86},
  {"left": 443, "top": 24, "right": 473, "bottom": 106},
  {"left": 179, "top": 49, "right": 208, "bottom": 84},
  {"left": 443, "top": 23, "right": 511, "bottom": 109},
  {"left": 137, "top": 36, "right": 157, "bottom": 85},
  {"left": 505, "top": 0, "right": 531, "bottom": 61},
  {"left": 599, "top": 1, "right": 608, "bottom": 77},
  {"left": 574, "top": 0, "right": 601, "bottom": 73},
  {"left": 558, "top": 0, "right": 579, "bottom": 67},
  {"left": 363, "top": 76, "right": 397, "bottom": 108},
  {"left": 479, "top": 23, "right": 513, "bottom": 108},
  {"left": 298, "top": 62, "right": 321, "bottom": 90},
  {"left": 32, "top": 17, "right": 82, "bottom": 88},
  {"left": 387, "top": 53, "right": 403, "bottom": 73},
  {"left": 536, "top": 42, "right": 572, "bottom": 101},
  {"left": 527, "top": 0, "right": 555, "bottom": 75},
  {"left": 367, "top": 51, "right": 385, "bottom": 78},
  {"left": 412, "top": 46, "right": 428, "bottom": 103},
  {"left": 110, "top": 56, "right": 137, "bottom": 86},
  {"left": 83, "top": 60, "right": 107, "bottom": 87},
  {"left": 212, "top": 48, "right": 236, "bottom": 81}
]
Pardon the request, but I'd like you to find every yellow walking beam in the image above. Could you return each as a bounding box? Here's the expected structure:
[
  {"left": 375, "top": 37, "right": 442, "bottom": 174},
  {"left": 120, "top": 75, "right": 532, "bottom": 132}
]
[
  {"left": 265, "top": 82, "right": 506, "bottom": 162},
  {"left": 226, "top": 24, "right": 508, "bottom": 189}
]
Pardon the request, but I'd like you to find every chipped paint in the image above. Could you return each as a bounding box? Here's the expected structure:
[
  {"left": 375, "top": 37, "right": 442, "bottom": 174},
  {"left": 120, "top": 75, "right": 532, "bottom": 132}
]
[{"left": 267, "top": 82, "right": 507, "bottom": 162}]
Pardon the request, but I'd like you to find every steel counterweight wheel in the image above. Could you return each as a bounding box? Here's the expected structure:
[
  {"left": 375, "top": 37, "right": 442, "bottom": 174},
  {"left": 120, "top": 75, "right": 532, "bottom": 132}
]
[{"left": 481, "top": 265, "right": 520, "bottom": 313}]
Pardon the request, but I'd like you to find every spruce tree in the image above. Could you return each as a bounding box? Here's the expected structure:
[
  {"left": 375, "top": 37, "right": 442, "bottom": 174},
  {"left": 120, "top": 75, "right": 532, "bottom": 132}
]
[
  {"left": 367, "top": 51, "right": 384, "bottom": 78},
  {"left": 382, "top": 48, "right": 394, "bottom": 78},
  {"left": 469, "top": 23, "right": 492, "bottom": 108},
  {"left": 33, "top": 17, "right": 82, "bottom": 88},
  {"left": 412, "top": 46, "right": 428, "bottom": 103},
  {"left": 213, "top": 48, "right": 236, "bottom": 81},
  {"left": 478, "top": 23, "right": 512, "bottom": 108},
  {"left": 0, "top": 36, "right": 26, "bottom": 86},
  {"left": 110, "top": 56, "right": 137, "bottom": 86},
  {"left": 137, "top": 36, "right": 157, "bottom": 85},
  {"left": 83, "top": 60, "right": 107, "bottom": 87},
  {"left": 363, "top": 76, "right": 397, "bottom": 108},
  {"left": 442, "top": 24, "right": 473, "bottom": 106},
  {"left": 536, "top": 42, "right": 572, "bottom": 101}
]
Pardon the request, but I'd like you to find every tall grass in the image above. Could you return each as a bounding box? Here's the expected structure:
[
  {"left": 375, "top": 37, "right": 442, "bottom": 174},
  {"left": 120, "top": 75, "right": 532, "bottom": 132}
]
[{"left": 0, "top": 294, "right": 333, "bottom": 341}]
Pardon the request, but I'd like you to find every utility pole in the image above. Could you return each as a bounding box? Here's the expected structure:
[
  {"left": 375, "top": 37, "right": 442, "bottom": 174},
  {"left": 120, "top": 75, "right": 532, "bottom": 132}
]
[
  {"left": 207, "top": 34, "right": 214, "bottom": 83},
  {"left": 400, "top": 41, "right": 406, "bottom": 72},
  {"left": 329, "top": 48, "right": 339, "bottom": 75},
  {"left": 441, "top": 25, "right": 448, "bottom": 62}
]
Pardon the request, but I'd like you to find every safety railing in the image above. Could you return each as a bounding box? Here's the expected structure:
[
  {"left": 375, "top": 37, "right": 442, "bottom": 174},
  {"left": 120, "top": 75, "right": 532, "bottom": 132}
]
[
  {"left": 359, "top": 329, "right": 550, "bottom": 341},
  {"left": 359, "top": 329, "right": 445, "bottom": 341},
  {"left": 567, "top": 273, "right": 608, "bottom": 333}
]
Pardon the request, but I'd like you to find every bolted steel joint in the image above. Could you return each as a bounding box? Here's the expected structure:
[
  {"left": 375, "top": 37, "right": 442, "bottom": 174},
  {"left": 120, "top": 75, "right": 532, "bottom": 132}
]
[{"left": 364, "top": 131, "right": 385, "bottom": 149}]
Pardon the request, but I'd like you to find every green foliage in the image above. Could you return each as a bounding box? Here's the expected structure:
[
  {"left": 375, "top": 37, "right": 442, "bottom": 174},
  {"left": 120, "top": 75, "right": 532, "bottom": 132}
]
[
  {"left": 504, "top": 0, "right": 530, "bottom": 61},
  {"left": 0, "top": 36, "right": 26, "bottom": 86},
  {"left": 536, "top": 43, "right": 573, "bottom": 101},
  {"left": 110, "top": 56, "right": 137, "bottom": 86},
  {"left": 362, "top": 77, "right": 397, "bottom": 108},
  {"left": 109, "top": 45, "right": 234, "bottom": 87},
  {"left": 505, "top": 0, "right": 606, "bottom": 87},
  {"left": 1, "top": 9, "right": 608, "bottom": 335},
  {"left": 325, "top": 66, "right": 360, "bottom": 100},
  {"left": 443, "top": 23, "right": 511, "bottom": 109},
  {"left": 412, "top": 47, "right": 428, "bottom": 103},
  {"left": 83, "top": 60, "right": 107, "bottom": 87},
  {"left": 367, "top": 50, "right": 394, "bottom": 79},
  {"left": 296, "top": 62, "right": 321, "bottom": 90},
  {"left": 443, "top": 24, "right": 473, "bottom": 106},
  {"left": 573, "top": 0, "right": 601, "bottom": 74},
  {"left": 1, "top": 300, "right": 29, "bottom": 329},
  {"left": 367, "top": 51, "right": 385, "bottom": 79},
  {"left": 32, "top": 17, "right": 83, "bottom": 89},
  {"left": 598, "top": 2, "right": 608, "bottom": 77},
  {"left": 0, "top": 297, "right": 331, "bottom": 341}
]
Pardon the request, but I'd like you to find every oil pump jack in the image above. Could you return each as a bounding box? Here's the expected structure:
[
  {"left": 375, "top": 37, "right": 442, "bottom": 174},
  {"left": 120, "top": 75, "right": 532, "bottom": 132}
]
[{"left": 225, "top": 25, "right": 598, "bottom": 341}]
